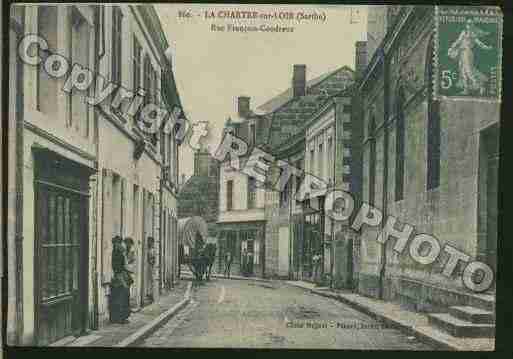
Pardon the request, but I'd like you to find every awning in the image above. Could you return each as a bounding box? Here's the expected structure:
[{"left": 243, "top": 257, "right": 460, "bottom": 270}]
[{"left": 177, "top": 216, "right": 208, "bottom": 247}]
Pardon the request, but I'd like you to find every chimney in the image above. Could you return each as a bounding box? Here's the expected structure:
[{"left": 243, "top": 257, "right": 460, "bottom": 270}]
[
  {"left": 237, "top": 96, "right": 251, "bottom": 118},
  {"left": 355, "top": 41, "right": 367, "bottom": 80},
  {"left": 292, "top": 64, "right": 306, "bottom": 97}
]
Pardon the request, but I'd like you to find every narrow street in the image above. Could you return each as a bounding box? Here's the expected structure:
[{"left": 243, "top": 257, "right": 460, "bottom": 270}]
[{"left": 139, "top": 279, "right": 436, "bottom": 349}]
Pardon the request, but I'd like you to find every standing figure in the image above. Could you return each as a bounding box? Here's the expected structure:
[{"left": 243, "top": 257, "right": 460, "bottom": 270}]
[
  {"left": 247, "top": 251, "right": 254, "bottom": 277},
  {"left": 312, "top": 253, "right": 321, "bottom": 283},
  {"left": 224, "top": 251, "right": 233, "bottom": 278},
  {"left": 109, "top": 236, "right": 131, "bottom": 324},
  {"left": 124, "top": 237, "right": 136, "bottom": 310},
  {"left": 448, "top": 19, "right": 492, "bottom": 95},
  {"left": 146, "top": 237, "right": 156, "bottom": 303},
  {"left": 241, "top": 248, "right": 248, "bottom": 276}
]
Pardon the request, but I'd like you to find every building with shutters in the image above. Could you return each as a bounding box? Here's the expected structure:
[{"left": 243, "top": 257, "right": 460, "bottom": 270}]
[
  {"left": 216, "top": 98, "right": 268, "bottom": 278},
  {"left": 6, "top": 4, "right": 184, "bottom": 345}
]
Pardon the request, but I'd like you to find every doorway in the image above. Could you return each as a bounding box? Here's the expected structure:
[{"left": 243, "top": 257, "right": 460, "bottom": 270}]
[{"left": 33, "top": 151, "right": 92, "bottom": 345}]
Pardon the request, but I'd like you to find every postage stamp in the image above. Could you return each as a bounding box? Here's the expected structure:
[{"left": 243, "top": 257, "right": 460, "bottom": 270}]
[{"left": 434, "top": 6, "right": 503, "bottom": 102}]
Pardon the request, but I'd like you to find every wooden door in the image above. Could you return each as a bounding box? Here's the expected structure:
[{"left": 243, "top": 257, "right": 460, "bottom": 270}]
[{"left": 35, "top": 183, "right": 88, "bottom": 345}]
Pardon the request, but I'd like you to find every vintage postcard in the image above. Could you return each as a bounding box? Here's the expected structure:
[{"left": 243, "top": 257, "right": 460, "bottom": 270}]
[{"left": 4, "top": 3, "right": 502, "bottom": 351}]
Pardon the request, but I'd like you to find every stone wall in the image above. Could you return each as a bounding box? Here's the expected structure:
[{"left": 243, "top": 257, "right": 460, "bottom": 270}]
[{"left": 358, "top": 7, "right": 500, "bottom": 309}]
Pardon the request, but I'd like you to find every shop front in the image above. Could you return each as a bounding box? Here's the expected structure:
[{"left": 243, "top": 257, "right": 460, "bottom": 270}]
[
  {"left": 294, "top": 197, "right": 325, "bottom": 283},
  {"left": 217, "top": 222, "right": 265, "bottom": 278}
]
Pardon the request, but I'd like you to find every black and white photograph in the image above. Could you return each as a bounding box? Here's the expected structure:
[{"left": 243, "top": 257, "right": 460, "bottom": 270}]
[{"left": 2, "top": 2, "right": 506, "bottom": 352}]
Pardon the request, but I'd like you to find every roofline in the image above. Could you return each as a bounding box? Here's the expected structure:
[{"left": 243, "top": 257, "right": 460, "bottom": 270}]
[
  {"left": 263, "top": 65, "right": 354, "bottom": 117},
  {"left": 270, "top": 84, "right": 353, "bottom": 156},
  {"left": 137, "top": 5, "right": 189, "bottom": 124},
  {"left": 359, "top": 6, "right": 416, "bottom": 92}
]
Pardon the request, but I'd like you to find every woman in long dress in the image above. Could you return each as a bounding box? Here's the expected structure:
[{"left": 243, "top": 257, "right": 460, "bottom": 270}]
[
  {"left": 448, "top": 19, "right": 492, "bottom": 95},
  {"left": 110, "top": 236, "right": 132, "bottom": 324}
]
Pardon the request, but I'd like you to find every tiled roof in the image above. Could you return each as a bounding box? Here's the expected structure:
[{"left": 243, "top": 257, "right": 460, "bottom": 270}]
[
  {"left": 255, "top": 69, "right": 341, "bottom": 114},
  {"left": 265, "top": 66, "right": 354, "bottom": 151}
]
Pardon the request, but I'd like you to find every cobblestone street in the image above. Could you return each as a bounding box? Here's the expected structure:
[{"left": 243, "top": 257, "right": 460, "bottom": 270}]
[{"left": 139, "top": 279, "right": 436, "bottom": 349}]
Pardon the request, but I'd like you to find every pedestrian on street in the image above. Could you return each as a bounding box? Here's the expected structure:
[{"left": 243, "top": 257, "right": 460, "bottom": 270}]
[
  {"left": 241, "top": 248, "right": 248, "bottom": 276},
  {"left": 146, "top": 237, "right": 156, "bottom": 303},
  {"left": 312, "top": 253, "right": 321, "bottom": 283},
  {"left": 247, "top": 251, "right": 254, "bottom": 276},
  {"left": 124, "top": 237, "right": 136, "bottom": 311},
  {"left": 224, "top": 251, "right": 233, "bottom": 278},
  {"left": 109, "top": 236, "right": 131, "bottom": 324}
]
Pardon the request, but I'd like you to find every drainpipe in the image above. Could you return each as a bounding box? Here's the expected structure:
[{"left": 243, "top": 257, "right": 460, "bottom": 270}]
[
  {"left": 288, "top": 167, "right": 293, "bottom": 280},
  {"left": 90, "top": 5, "right": 104, "bottom": 330},
  {"left": 159, "top": 174, "right": 163, "bottom": 294},
  {"left": 330, "top": 100, "right": 338, "bottom": 289},
  {"left": 379, "top": 50, "right": 390, "bottom": 300},
  {"left": 15, "top": 22, "right": 25, "bottom": 346}
]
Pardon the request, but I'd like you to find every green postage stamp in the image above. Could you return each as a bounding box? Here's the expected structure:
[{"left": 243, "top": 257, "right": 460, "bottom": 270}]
[{"left": 435, "top": 6, "right": 503, "bottom": 102}]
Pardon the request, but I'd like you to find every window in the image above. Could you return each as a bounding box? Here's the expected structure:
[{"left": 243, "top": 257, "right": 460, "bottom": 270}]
[
  {"left": 310, "top": 149, "right": 315, "bottom": 173},
  {"left": 143, "top": 55, "right": 152, "bottom": 106},
  {"left": 343, "top": 104, "right": 352, "bottom": 113},
  {"left": 160, "top": 131, "right": 166, "bottom": 162},
  {"left": 70, "top": 8, "right": 90, "bottom": 135},
  {"left": 226, "top": 180, "right": 233, "bottom": 211},
  {"left": 250, "top": 123, "right": 256, "bottom": 146},
  {"left": 295, "top": 159, "right": 303, "bottom": 194},
  {"left": 247, "top": 177, "right": 256, "bottom": 209},
  {"left": 395, "top": 86, "right": 405, "bottom": 201},
  {"left": 143, "top": 56, "right": 159, "bottom": 145},
  {"left": 369, "top": 115, "right": 376, "bottom": 206},
  {"left": 37, "top": 6, "right": 58, "bottom": 113},
  {"left": 133, "top": 36, "right": 142, "bottom": 92},
  {"left": 253, "top": 239, "right": 260, "bottom": 265},
  {"left": 318, "top": 143, "right": 324, "bottom": 178},
  {"left": 280, "top": 180, "right": 289, "bottom": 207},
  {"left": 426, "top": 35, "right": 440, "bottom": 190},
  {"left": 327, "top": 137, "right": 333, "bottom": 181},
  {"left": 111, "top": 7, "right": 122, "bottom": 85}
]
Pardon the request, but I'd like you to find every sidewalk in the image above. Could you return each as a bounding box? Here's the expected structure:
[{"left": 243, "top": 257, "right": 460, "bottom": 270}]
[
  {"left": 67, "top": 280, "right": 192, "bottom": 347},
  {"left": 286, "top": 280, "right": 494, "bottom": 351},
  {"left": 181, "top": 269, "right": 271, "bottom": 283}
]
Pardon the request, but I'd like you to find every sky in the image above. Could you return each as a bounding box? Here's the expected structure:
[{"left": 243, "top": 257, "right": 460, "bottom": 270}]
[{"left": 156, "top": 4, "right": 367, "bottom": 180}]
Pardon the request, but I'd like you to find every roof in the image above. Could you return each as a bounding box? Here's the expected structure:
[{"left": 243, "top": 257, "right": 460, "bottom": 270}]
[
  {"left": 139, "top": 5, "right": 189, "bottom": 124},
  {"left": 255, "top": 68, "right": 342, "bottom": 114},
  {"left": 264, "top": 66, "right": 355, "bottom": 151}
]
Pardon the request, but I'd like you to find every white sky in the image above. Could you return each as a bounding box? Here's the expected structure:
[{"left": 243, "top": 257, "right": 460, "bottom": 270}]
[{"left": 156, "top": 4, "right": 367, "bottom": 179}]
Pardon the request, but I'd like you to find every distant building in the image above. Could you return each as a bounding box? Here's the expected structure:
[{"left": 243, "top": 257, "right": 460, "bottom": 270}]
[
  {"left": 216, "top": 62, "right": 361, "bottom": 279},
  {"left": 216, "top": 97, "right": 268, "bottom": 277},
  {"left": 261, "top": 64, "right": 360, "bottom": 280},
  {"left": 177, "top": 145, "right": 220, "bottom": 236}
]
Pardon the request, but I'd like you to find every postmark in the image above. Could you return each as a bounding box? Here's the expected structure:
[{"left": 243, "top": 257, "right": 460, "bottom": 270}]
[{"left": 434, "top": 6, "right": 503, "bottom": 102}]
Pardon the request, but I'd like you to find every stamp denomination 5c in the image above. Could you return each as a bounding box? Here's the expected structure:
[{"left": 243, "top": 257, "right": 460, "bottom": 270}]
[{"left": 434, "top": 6, "right": 503, "bottom": 102}]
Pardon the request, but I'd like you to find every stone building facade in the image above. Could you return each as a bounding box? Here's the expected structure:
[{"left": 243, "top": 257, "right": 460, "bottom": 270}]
[
  {"left": 7, "top": 4, "right": 183, "bottom": 345},
  {"left": 177, "top": 146, "right": 220, "bottom": 237},
  {"left": 357, "top": 5, "right": 500, "bottom": 315},
  {"left": 260, "top": 65, "right": 355, "bottom": 280},
  {"left": 216, "top": 98, "right": 267, "bottom": 277}
]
